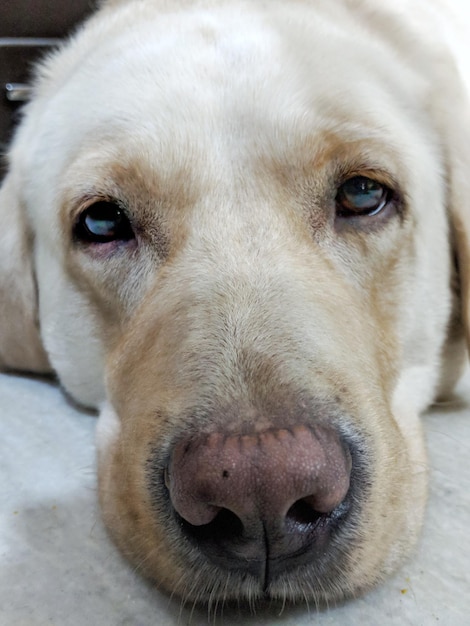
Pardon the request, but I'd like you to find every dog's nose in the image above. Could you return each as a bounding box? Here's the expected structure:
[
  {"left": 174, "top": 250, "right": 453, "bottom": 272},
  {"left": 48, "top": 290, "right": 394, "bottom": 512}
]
[{"left": 166, "top": 425, "right": 352, "bottom": 581}]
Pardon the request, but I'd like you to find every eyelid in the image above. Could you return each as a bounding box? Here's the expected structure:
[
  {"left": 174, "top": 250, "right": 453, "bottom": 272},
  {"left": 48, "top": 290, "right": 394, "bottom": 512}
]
[{"left": 336, "top": 167, "right": 397, "bottom": 191}]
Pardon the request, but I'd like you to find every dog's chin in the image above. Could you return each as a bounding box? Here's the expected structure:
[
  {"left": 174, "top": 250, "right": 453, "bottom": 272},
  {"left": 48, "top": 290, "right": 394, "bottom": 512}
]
[{"left": 95, "top": 400, "right": 427, "bottom": 608}]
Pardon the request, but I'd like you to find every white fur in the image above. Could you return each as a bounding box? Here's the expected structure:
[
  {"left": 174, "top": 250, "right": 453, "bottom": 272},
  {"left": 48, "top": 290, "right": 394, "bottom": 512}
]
[{"left": 1, "top": 0, "right": 470, "bottom": 607}]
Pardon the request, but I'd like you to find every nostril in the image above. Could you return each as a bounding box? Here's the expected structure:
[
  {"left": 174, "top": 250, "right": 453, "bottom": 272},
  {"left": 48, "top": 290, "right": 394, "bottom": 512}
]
[
  {"left": 179, "top": 508, "right": 268, "bottom": 575},
  {"left": 182, "top": 508, "right": 244, "bottom": 544},
  {"left": 285, "top": 499, "right": 325, "bottom": 533},
  {"left": 180, "top": 498, "right": 333, "bottom": 545}
]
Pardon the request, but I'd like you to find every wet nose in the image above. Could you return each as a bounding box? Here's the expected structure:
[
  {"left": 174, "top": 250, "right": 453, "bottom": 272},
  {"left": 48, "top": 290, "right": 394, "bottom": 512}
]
[{"left": 166, "top": 424, "right": 352, "bottom": 581}]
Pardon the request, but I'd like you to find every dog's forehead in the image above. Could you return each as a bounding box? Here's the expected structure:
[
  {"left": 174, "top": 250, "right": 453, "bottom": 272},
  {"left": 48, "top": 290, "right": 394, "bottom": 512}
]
[{"left": 21, "top": 1, "right": 424, "bottom": 169}]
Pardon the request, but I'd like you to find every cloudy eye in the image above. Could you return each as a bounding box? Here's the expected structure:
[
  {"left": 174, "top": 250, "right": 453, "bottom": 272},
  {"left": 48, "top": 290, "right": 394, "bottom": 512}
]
[
  {"left": 74, "top": 201, "right": 134, "bottom": 243},
  {"left": 336, "top": 176, "right": 390, "bottom": 218}
]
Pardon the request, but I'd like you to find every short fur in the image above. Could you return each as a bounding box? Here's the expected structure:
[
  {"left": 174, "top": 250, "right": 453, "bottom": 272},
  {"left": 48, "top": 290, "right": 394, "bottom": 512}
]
[{"left": 1, "top": 0, "right": 469, "bottom": 609}]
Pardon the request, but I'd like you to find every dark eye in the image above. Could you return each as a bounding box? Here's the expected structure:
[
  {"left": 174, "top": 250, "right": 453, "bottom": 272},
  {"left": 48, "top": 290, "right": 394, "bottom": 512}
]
[
  {"left": 74, "top": 201, "right": 134, "bottom": 243},
  {"left": 336, "top": 176, "right": 390, "bottom": 218}
]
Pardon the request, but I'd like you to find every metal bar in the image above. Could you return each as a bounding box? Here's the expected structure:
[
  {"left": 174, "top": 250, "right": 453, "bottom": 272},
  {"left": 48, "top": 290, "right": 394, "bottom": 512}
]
[
  {"left": 1, "top": 38, "right": 62, "bottom": 102},
  {"left": 0, "top": 37, "right": 61, "bottom": 47},
  {"left": 5, "top": 83, "right": 32, "bottom": 102}
]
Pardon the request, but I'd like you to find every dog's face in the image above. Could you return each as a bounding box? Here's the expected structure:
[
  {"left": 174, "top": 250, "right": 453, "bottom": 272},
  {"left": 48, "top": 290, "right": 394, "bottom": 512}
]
[{"left": 1, "top": 0, "right": 469, "bottom": 609}]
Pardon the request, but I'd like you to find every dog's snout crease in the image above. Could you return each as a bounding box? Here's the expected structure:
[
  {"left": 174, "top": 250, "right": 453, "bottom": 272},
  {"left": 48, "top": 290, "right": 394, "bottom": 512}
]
[{"left": 167, "top": 424, "right": 352, "bottom": 579}]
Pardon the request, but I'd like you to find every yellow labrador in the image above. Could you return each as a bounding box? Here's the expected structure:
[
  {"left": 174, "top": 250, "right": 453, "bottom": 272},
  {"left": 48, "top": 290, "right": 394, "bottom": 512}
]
[{"left": 1, "top": 0, "right": 470, "bottom": 609}]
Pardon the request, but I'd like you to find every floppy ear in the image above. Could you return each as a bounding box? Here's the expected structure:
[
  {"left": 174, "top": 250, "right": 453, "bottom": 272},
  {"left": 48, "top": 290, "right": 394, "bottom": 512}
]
[
  {"left": 449, "top": 159, "right": 470, "bottom": 354},
  {"left": 441, "top": 84, "right": 470, "bottom": 355},
  {"left": 0, "top": 173, "right": 51, "bottom": 373}
]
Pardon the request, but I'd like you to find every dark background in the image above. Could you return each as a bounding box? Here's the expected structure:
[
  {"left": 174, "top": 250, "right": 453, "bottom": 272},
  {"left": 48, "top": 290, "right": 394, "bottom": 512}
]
[{"left": 0, "top": 0, "right": 95, "bottom": 177}]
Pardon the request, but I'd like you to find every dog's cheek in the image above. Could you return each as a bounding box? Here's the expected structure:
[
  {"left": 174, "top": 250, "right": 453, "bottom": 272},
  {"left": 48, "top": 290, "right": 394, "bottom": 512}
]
[{"left": 95, "top": 403, "right": 177, "bottom": 584}]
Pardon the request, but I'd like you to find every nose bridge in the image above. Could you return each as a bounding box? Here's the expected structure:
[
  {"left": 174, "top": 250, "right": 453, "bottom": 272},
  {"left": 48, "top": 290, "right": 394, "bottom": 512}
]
[
  {"left": 160, "top": 227, "right": 356, "bottom": 393},
  {"left": 178, "top": 229, "right": 315, "bottom": 355},
  {"left": 186, "top": 193, "right": 318, "bottom": 322}
]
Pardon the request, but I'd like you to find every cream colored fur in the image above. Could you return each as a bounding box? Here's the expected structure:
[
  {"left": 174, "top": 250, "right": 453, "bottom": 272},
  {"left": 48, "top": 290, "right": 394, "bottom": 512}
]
[{"left": 1, "top": 0, "right": 469, "bottom": 608}]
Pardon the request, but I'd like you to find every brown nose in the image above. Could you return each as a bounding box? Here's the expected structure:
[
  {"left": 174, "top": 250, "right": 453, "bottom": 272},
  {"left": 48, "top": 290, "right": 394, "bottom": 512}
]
[{"left": 166, "top": 425, "right": 352, "bottom": 581}]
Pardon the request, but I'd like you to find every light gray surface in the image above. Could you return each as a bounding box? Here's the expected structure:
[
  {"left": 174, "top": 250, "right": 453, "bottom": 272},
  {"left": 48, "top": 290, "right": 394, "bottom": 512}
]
[{"left": 1, "top": 371, "right": 469, "bottom": 626}]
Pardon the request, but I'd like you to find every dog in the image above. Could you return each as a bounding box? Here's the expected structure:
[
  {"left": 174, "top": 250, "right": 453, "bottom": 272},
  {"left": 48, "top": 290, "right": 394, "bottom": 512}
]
[{"left": 1, "top": 0, "right": 469, "bottom": 610}]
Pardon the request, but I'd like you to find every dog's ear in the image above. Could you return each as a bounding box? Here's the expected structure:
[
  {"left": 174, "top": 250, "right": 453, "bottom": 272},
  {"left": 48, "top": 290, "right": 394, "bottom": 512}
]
[
  {"left": 0, "top": 173, "right": 51, "bottom": 373},
  {"left": 441, "top": 82, "right": 470, "bottom": 354},
  {"left": 450, "top": 163, "right": 470, "bottom": 354}
]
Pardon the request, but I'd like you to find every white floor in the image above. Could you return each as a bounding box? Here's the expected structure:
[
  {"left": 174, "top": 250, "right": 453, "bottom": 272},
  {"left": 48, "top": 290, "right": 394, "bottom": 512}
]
[{"left": 1, "top": 371, "right": 469, "bottom": 626}]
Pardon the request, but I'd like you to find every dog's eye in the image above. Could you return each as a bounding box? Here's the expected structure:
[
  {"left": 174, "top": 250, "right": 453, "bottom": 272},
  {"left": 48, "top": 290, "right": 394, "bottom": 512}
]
[
  {"left": 74, "top": 201, "right": 134, "bottom": 243},
  {"left": 336, "top": 177, "right": 390, "bottom": 218}
]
